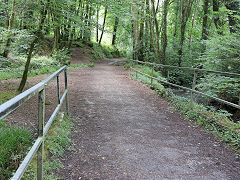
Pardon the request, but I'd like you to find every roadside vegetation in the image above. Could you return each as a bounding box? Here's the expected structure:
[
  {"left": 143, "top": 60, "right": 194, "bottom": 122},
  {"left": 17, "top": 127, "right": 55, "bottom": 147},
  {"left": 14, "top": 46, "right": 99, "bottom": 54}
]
[
  {"left": 22, "top": 114, "right": 73, "bottom": 180},
  {"left": 0, "top": 113, "right": 73, "bottom": 180},
  {"left": 127, "top": 63, "right": 240, "bottom": 157}
]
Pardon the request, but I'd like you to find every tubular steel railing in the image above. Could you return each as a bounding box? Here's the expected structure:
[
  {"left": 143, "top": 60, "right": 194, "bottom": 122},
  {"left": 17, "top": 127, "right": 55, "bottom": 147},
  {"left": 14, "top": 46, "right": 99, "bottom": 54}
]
[
  {"left": 130, "top": 60, "right": 240, "bottom": 110},
  {"left": 0, "top": 66, "right": 69, "bottom": 180}
]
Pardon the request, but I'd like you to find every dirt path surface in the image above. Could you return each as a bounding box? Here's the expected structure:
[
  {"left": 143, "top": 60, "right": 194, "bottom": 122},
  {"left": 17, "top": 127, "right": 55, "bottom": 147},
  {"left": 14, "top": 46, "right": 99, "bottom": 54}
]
[{"left": 57, "top": 59, "right": 240, "bottom": 180}]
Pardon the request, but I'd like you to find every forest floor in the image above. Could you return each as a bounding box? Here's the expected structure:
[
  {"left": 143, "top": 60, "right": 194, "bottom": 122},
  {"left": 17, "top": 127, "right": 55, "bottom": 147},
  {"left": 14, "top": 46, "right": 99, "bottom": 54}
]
[{"left": 2, "top": 48, "right": 240, "bottom": 179}]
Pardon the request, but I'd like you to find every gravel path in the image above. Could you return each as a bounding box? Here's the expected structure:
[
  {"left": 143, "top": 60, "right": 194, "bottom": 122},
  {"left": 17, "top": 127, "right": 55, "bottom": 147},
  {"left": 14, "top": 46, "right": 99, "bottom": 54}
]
[{"left": 58, "top": 59, "right": 240, "bottom": 180}]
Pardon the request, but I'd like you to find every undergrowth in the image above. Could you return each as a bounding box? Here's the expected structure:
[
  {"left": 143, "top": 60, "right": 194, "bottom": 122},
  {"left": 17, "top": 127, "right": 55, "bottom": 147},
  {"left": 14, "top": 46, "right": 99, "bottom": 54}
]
[
  {"left": 0, "top": 120, "right": 32, "bottom": 179},
  {"left": 73, "top": 41, "right": 122, "bottom": 62},
  {"left": 23, "top": 113, "right": 73, "bottom": 179},
  {"left": 0, "top": 54, "right": 94, "bottom": 80},
  {"left": 130, "top": 64, "right": 240, "bottom": 156}
]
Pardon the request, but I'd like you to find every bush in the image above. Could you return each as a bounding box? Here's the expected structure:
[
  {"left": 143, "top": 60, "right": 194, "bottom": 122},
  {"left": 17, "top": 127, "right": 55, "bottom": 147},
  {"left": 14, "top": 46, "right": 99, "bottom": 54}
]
[
  {"left": 200, "top": 33, "right": 240, "bottom": 73},
  {"left": 197, "top": 74, "right": 240, "bottom": 104},
  {"left": 0, "top": 56, "right": 12, "bottom": 68},
  {"left": 51, "top": 48, "right": 71, "bottom": 65},
  {"left": 0, "top": 121, "right": 32, "bottom": 179}
]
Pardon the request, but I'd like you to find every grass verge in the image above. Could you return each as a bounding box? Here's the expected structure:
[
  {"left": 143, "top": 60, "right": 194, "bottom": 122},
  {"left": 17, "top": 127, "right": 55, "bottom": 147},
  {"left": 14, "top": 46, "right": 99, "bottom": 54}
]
[
  {"left": 22, "top": 113, "right": 74, "bottom": 179},
  {"left": 0, "top": 120, "right": 32, "bottom": 179}
]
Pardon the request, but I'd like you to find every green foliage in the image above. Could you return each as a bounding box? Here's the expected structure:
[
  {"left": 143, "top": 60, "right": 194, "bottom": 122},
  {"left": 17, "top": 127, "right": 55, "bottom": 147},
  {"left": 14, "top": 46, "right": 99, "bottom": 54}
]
[
  {"left": 45, "top": 114, "right": 73, "bottom": 157},
  {"left": 0, "top": 55, "right": 61, "bottom": 80},
  {"left": 23, "top": 114, "right": 73, "bottom": 179},
  {"left": 168, "top": 69, "right": 194, "bottom": 87},
  {"left": 200, "top": 33, "right": 240, "bottom": 73},
  {"left": 51, "top": 49, "right": 71, "bottom": 65},
  {"left": 0, "top": 55, "right": 12, "bottom": 68},
  {"left": 197, "top": 75, "right": 240, "bottom": 104},
  {"left": 91, "top": 42, "right": 122, "bottom": 61},
  {"left": 0, "top": 91, "right": 19, "bottom": 105},
  {"left": 0, "top": 121, "right": 32, "bottom": 179},
  {"left": 92, "top": 43, "right": 105, "bottom": 61}
]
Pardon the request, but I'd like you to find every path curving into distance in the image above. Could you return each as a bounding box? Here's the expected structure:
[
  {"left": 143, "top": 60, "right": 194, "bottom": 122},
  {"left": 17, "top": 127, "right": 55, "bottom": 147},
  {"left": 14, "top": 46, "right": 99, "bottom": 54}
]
[{"left": 59, "top": 58, "right": 240, "bottom": 180}]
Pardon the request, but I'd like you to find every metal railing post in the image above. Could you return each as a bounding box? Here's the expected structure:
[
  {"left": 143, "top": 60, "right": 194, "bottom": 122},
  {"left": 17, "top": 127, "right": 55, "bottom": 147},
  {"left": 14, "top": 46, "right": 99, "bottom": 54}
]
[
  {"left": 167, "top": 71, "right": 170, "bottom": 82},
  {"left": 190, "top": 70, "right": 197, "bottom": 107},
  {"left": 151, "top": 65, "right": 154, "bottom": 86},
  {"left": 136, "top": 66, "right": 138, "bottom": 79},
  {"left": 239, "top": 93, "right": 240, "bottom": 107},
  {"left": 57, "top": 75, "right": 60, "bottom": 104},
  {"left": 64, "top": 69, "right": 69, "bottom": 115},
  {"left": 37, "top": 88, "right": 45, "bottom": 180}
]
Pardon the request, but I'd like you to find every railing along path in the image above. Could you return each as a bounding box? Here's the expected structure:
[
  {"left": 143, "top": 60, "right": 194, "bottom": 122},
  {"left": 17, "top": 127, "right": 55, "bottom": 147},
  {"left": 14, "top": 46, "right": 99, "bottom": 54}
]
[
  {"left": 0, "top": 66, "right": 69, "bottom": 180},
  {"left": 131, "top": 60, "right": 240, "bottom": 110}
]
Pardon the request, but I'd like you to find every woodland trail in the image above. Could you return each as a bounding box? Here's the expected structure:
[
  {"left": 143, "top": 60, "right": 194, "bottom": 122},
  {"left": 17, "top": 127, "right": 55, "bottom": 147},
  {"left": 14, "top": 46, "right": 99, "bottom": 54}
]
[{"left": 57, "top": 59, "right": 240, "bottom": 179}]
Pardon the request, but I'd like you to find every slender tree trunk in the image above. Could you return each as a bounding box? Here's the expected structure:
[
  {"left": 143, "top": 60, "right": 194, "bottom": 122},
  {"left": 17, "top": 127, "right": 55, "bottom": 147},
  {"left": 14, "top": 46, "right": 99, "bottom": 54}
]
[
  {"left": 155, "top": 0, "right": 160, "bottom": 14},
  {"left": 213, "top": 0, "right": 223, "bottom": 34},
  {"left": 138, "top": 0, "right": 145, "bottom": 61},
  {"left": 162, "top": 0, "right": 169, "bottom": 66},
  {"left": 18, "top": 0, "right": 48, "bottom": 92},
  {"left": 4, "top": 0, "right": 9, "bottom": 28},
  {"left": 53, "top": 26, "right": 60, "bottom": 50},
  {"left": 112, "top": 16, "right": 119, "bottom": 46},
  {"left": 173, "top": 0, "right": 180, "bottom": 37},
  {"left": 83, "top": 4, "right": 89, "bottom": 42},
  {"left": 201, "top": 0, "right": 209, "bottom": 53},
  {"left": 2, "top": 0, "right": 16, "bottom": 58},
  {"left": 151, "top": 0, "right": 161, "bottom": 62},
  {"left": 96, "top": 7, "right": 99, "bottom": 42},
  {"left": 99, "top": 7, "right": 108, "bottom": 45},
  {"left": 132, "top": 2, "right": 138, "bottom": 60},
  {"left": 146, "top": 0, "right": 154, "bottom": 53},
  {"left": 188, "top": 0, "right": 200, "bottom": 51},
  {"left": 178, "top": 0, "right": 194, "bottom": 67},
  {"left": 225, "top": 0, "right": 240, "bottom": 33}
]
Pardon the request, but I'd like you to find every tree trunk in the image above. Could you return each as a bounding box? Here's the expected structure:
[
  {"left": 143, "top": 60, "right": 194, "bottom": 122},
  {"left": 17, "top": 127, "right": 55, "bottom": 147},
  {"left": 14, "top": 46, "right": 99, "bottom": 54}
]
[
  {"left": 53, "top": 26, "right": 60, "bottom": 50},
  {"left": 173, "top": 0, "right": 180, "bottom": 37},
  {"left": 151, "top": 0, "right": 161, "bottom": 62},
  {"left": 2, "top": 0, "right": 16, "bottom": 58},
  {"left": 162, "top": 0, "right": 169, "bottom": 66},
  {"left": 83, "top": 4, "right": 89, "bottom": 42},
  {"left": 18, "top": 0, "right": 48, "bottom": 92},
  {"left": 132, "top": 2, "right": 138, "bottom": 60},
  {"left": 99, "top": 7, "right": 108, "bottom": 45},
  {"left": 225, "top": 0, "right": 240, "bottom": 33},
  {"left": 138, "top": 1, "right": 145, "bottom": 62},
  {"left": 96, "top": 7, "right": 99, "bottom": 42},
  {"left": 4, "top": 0, "right": 9, "bottom": 28},
  {"left": 178, "top": 0, "right": 194, "bottom": 67},
  {"left": 146, "top": 0, "right": 154, "bottom": 52},
  {"left": 188, "top": 0, "right": 200, "bottom": 51},
  {"left": 213, "top": 0, "right": 223, "bottom": 34},
  {"left": 112, "top": 16, "right": 119, "bottom": 46},
  {"left": 201, "top": 0, "right": 209, "bottom": 53}
]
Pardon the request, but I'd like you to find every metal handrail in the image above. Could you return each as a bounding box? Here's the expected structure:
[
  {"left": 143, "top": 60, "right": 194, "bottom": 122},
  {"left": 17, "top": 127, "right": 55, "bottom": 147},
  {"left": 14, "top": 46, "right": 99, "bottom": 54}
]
[
  {"left": 131, "top": 60, "right": 240, "bottom": 110},
  {"left": 0, "top": 66, "right": 69, "bottom": 180},
  {"left": 132, "top": 60, "right": 240, "bottom": 77}
]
